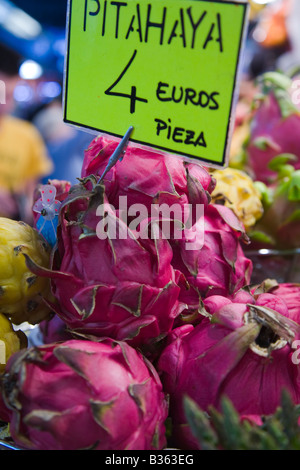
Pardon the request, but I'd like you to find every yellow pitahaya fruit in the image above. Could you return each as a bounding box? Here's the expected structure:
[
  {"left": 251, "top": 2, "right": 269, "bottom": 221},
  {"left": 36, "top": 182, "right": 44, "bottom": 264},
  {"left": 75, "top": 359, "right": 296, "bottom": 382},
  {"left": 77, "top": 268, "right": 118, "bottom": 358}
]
[
  {"left": 0, "top": 218, "right": 52, "bottom": 325},
  {"left": 211, "top": 167, "right": 264, "bottom": 231}
]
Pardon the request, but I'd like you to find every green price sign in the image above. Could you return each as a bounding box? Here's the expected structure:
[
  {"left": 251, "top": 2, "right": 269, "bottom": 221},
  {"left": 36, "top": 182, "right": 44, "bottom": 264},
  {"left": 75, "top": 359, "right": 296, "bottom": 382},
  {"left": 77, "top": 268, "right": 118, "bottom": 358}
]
[{"left": 64, "top": 0, "right": 249, "bottom": 167}]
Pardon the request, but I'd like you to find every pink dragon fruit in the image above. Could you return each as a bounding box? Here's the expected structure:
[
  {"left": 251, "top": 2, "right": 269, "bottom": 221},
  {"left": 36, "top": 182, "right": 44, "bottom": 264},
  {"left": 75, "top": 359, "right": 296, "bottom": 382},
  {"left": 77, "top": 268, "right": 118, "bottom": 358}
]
[
  {"left": 32, "top": 179, "right": 71, "bottom": 226},
  {"left": 158, "top": 288, "right": 300, "bottom": 449},
  {"left": 0, "top": 338, "right": 168, "bottom": 450},
  {"left": 245, "top": 72, "right": 300, "bottom": 184},
  {"left": 25, "top": 179, "right": 183, "bottom": 356},
  {"left": 82, "top": 135, "right": 216, "bottom": 223},
  {"left": 170, "top": 203, "right": 253, "bottom": 324}
]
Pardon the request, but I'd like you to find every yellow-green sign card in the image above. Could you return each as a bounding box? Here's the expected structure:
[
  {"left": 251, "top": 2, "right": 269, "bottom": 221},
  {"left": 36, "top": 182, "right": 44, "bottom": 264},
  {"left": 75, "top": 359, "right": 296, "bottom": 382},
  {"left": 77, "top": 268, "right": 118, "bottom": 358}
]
[{"left": 64, "top": 0, "right": 249, "bottom": 167}]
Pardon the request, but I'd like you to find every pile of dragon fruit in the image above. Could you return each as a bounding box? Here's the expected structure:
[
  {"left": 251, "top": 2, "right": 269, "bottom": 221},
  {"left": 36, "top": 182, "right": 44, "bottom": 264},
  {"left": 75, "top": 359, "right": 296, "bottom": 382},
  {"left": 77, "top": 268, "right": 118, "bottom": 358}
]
[{"left": 0, "top": 70, "right": 300, "bottom": 450}]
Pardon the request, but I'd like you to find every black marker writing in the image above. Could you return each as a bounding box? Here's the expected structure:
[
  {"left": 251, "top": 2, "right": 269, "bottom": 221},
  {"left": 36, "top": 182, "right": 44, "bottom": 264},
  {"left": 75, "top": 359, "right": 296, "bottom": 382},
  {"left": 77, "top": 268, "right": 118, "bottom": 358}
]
[
  {"left": 156, "top": 82, "right": 219, "bottom": 110},
  {"left": 83, "top": 1, "right": 224, "bottom": 53}
]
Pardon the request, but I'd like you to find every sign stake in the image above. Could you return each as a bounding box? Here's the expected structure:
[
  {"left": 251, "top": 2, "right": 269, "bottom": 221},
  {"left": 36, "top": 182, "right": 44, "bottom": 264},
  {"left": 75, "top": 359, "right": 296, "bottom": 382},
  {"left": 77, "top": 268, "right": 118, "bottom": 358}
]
[{"left": 97, "top": 125, "right": 134, "bottom": 184}]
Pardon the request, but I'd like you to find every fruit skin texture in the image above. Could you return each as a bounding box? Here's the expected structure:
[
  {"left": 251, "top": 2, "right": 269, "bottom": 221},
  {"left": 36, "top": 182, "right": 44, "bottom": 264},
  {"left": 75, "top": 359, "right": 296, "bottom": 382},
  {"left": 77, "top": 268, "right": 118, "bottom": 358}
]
[
  {"left": 211, "top": 167, "right": 263, "bottom": 231},
  {"left": 0, "top": 338, "right": 168, "bottom": 450},
  {"left": 0, "top": 217, "right": 52, "bottom": 325},
  {"left": 158, "top": 290, "right": 300, "bottom": 449},
  {"left": 0, "top": 313, "right": 27, "bottom": 373},
  {"left": 81, "top": 135, "right": 216, "bottom": 216},
  {"left": 25, "top": 181, "right": 182, "bottom": 354},
  {"left": 170, "top": 204, "right": 253, "bottom": 323}
]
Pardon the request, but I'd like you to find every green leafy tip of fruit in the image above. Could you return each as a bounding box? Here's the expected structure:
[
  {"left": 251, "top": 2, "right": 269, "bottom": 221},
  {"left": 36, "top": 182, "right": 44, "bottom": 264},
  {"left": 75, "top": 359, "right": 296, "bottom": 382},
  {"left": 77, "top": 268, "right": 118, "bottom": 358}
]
[
  {"left": 257, "top": 72, "right": 292, "bottom": 92},
  {"left": 183, "top": 390, "right": 300, "bottom": 450},
  {"left": 264, "top": 155, "right": 300, "bottom": 203},
  {"left": 252, "top": 136, "right": 279, "bottom": 152},
  {"left": 253, "top": 181, "right": 273, "bottom": 209},
  {"left": 288, "top": 172, "right": 300, "bottom": 202},
  {"left": 268, "top": 154, "right": 297, "bottom": 173}
]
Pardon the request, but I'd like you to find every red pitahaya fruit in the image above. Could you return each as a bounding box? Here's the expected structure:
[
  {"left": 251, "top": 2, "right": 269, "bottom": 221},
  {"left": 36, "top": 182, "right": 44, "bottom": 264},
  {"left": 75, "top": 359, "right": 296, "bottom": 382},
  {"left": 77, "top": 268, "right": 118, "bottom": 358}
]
[
  {"left": 25, "top": 178, "right": 183, "bottom": 356},
  {"left": 249, "top": 155, "right": 300, "bottom": 249},
  {"left": 259, "top": 282, "right": 300, "bottom": 323},
  {"left": 170, "top": 204, "right": 253, "bottom": 324},
  {"left": 157, "top": 288, "right": 300, "bottom": 449},
  {"left": 0, "top": 338, "right": 168, "bottom": 450},
  {"left": 245, "top": 72, "right": 300, "bottom": 184},
  {"left": 82, "top": 135, "right": 216, "bottom": 222},
  {"left": 39, "top": 314, "right": 73, "bottom": 344}
]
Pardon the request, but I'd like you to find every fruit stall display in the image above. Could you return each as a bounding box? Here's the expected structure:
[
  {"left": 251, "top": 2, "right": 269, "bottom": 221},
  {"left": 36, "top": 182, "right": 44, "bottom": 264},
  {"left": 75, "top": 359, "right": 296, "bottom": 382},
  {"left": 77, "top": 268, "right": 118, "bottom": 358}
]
[
  {"left": 216, "top": 71, "right": 300, "bottom": 284},
  {"left": 0, "top": 71, "right": 300, "bottom": 450}
]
